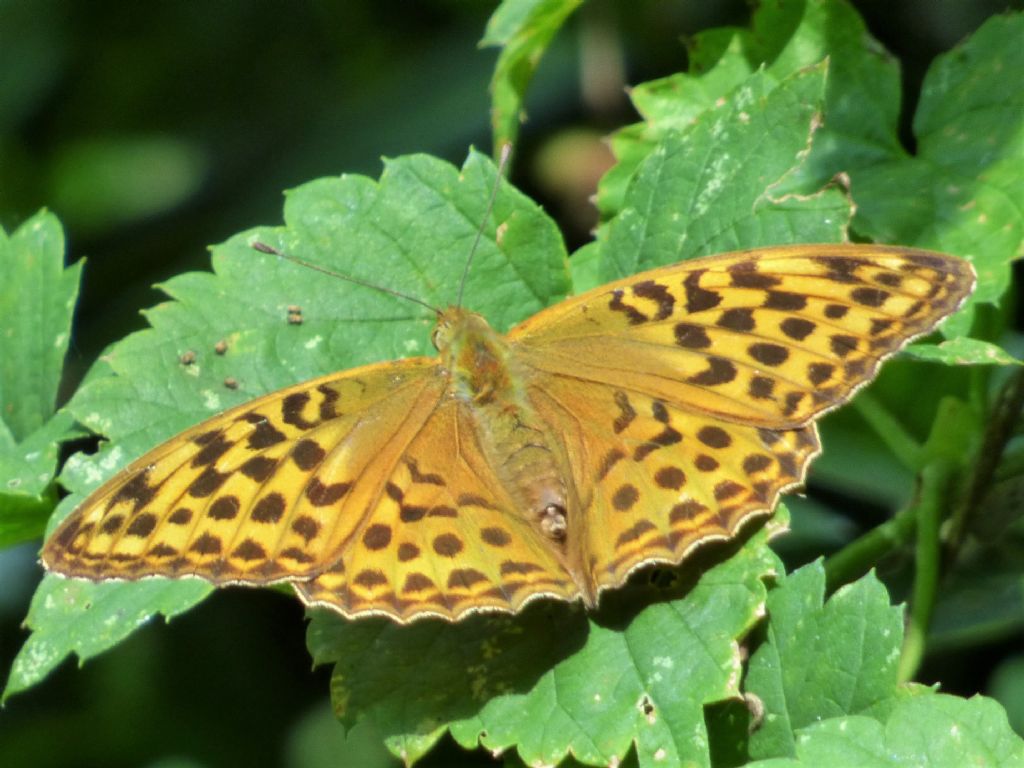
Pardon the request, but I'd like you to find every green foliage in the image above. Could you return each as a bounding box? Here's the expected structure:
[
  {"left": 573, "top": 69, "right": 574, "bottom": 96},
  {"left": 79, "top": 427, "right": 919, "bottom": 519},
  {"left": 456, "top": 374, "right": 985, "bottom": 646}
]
[
  {"left": 2, "top": 1, "right": 1023, "bottom": 766},
  {"left": 901, "top": 338, "right": 1021, "bottom": 366},
  {"left": 744, "top": 562, "right": 1023, "bottom": 767},
  {"left": 853, "top": 13, "right": 1023, "bottom": 337},
  {"left": 599, "top": 1, "right": 1022, "bottom": 338},
  {"left": 745, "top": 563, "right": 903, "bottom": 758},
  {"left": 483, "top": 0, "right": 584, "bottom": 152},
  {"left": 596, "top": 0, "right": 901, "bottom": 217},
  {"left": 6, "top": 150, "right": 569, "bottom": 699},
  {"left": 308, "top": 514, "right": 781, "bottom": 766},
  {"left": 595, "top": 63, "right": 849, "bottom": 283},
  {"left": 0, "top": 212, "right": 83, "bottom": 548},
  {"left": 748, "top": 695, "right": 1023, "bottom": 767},
  {"left": 5, "top": 575, "right": 210, "bottom": 702}
]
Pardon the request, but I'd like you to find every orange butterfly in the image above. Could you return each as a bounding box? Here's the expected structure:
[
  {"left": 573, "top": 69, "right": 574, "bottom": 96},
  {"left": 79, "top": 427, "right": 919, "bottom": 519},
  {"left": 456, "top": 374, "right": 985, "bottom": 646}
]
[{"left": 43, "top": 244, "right": 974, "bottom": 622}]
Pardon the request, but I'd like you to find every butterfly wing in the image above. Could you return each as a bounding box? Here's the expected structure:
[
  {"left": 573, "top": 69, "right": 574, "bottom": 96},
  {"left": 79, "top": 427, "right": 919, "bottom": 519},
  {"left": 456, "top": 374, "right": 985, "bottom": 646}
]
[
  {"left": 508, "top": 245, "right": 974, "bottom": 591},
  {"left": 524, "top": 373, "right": 819, "bottom": 593},
  {"left": 292, "top": 394, "right": 581, "bottom": 620},
  {"left": 44, "top": 355, "right": 581, "bottom": 622},
  {"left": 43, "top": 357, "right": 445, "bottom": 585},
  {"left": 510, "top": 245, "right": 975, "bottom": 428}
]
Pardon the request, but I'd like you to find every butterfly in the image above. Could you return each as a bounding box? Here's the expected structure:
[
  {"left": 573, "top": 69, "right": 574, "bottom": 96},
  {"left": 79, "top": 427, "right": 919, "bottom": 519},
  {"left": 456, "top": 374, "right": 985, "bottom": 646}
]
[{"left": 42, "top": 243, "right": 974, "bottom": 622}]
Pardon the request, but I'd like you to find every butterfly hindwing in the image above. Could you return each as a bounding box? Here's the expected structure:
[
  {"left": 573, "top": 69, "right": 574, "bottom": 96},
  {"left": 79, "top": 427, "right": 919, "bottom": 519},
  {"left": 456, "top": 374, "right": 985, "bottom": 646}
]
[
  {"left": 293, "top": 397, "right": 580, "bottom": 620},
  {"left": 526, "top": 373, "right": 819, "bottom": 592}
]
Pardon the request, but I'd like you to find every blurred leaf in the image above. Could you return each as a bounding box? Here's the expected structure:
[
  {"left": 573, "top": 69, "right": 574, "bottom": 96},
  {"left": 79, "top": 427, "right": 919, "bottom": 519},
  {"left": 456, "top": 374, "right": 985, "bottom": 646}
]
[
  {"left": 975, "top": 474, "right": 1024, "bottom": 541},
  {"left": 0, "top": 0, "right": 66, "bottom": 134},
  {"left": 482, "top": 0, "right": 583, "bottom": 152},
  {"left": 745, "top": 562, "right": 903, "bottom": 760},
  {"left": 813, "top": 404, "right": 915, "bottom": 508},
  {"left": 771, "top": 495, "right": 859, "bottom": 564},
  {"left": 8, "top": 150, "right": 570, "bottom": 698},
  {"left": 928, "top": 564, "right": 1024, "bottom": 653},
  {"left": 286, "top": 704, "right": 395, "bottom": 768},
  {"left": 144, "top": 758, "right": 211, "bottom": 768},
  {"left": 597, "top": 63, "right": 849, "bottom": 281},
  {"left": 49, "top": 135, "right": 205, "bottom": 233},
  {"left": 988, "top": 653, "right": 1024, "bottom": 738},
  {"left": 903, "top": 338, "right": 1020, "bottom": 366},
  {"left": 308, "top": 512, "right": 782, "bottom": 767}
]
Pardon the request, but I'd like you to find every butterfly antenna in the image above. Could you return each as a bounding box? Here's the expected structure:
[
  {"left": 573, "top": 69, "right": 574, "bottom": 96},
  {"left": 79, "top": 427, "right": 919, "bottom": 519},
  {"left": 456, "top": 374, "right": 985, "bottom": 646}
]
[
  {"left": 250, "top": 242, "right": 442, "bottom": 315},
  {"left": 456, "top": 142, "right": 513, "bottom": 308}
]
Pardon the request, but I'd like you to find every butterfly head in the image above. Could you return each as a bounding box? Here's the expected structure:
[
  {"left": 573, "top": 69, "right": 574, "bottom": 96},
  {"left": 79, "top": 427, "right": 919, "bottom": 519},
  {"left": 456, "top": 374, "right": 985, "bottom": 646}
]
[
  {"left": 431, "top": 307, "right": 493, "bottom": 353},
  {"left": 432, "top": 307, "right": 512, "bottom": 402}
]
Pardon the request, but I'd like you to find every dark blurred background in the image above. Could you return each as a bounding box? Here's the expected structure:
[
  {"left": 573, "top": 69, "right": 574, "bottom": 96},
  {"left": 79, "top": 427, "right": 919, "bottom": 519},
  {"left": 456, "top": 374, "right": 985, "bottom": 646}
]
[{"left": 0, "top": 2, "right": 1017, "bottom": 766}]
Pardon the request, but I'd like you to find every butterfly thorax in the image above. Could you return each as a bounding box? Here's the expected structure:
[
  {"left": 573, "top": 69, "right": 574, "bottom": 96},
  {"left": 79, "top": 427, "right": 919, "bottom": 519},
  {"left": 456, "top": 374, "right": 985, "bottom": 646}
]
[
  {"left": 435, "top": 308, "right": 571, "bottom": 544},
  {"left": 435, "top": 308, "right": 512, "bottom": 404}
]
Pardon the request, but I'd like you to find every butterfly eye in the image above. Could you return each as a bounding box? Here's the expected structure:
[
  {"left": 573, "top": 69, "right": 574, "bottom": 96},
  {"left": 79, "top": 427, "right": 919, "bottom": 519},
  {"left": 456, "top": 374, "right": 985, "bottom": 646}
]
[{"left": 432, "top": 316, "right": 455, "bottom": 350}]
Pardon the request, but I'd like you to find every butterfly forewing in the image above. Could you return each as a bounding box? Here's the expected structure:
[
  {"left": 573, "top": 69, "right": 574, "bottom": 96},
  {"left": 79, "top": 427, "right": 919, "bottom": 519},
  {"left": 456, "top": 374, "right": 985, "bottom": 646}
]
[
  {"left": 510, "top": 245, "right": 975, "bottom": 428},
  {"left": 43, "top": 357, "right": 442, "bottom": 585}
]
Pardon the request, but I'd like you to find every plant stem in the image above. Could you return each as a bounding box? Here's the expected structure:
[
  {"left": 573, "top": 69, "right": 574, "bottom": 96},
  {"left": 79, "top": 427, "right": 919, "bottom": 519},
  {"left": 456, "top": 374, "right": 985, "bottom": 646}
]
[
  {"left": 823, "top": 505, "right": 917, "bottom": 591},
  {"left": 853, "top": 392, "right": 923, "bottom": 470},
  {"left": 943, "top": 368, "right": 1024, "bottom": 566},
  {"left": 899, "top": 460, "right": 951, "bottom": 682}
]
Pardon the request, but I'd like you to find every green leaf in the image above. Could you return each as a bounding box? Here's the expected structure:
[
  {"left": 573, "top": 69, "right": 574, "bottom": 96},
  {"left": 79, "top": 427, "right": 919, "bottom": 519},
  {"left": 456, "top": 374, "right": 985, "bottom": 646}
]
[
  {"left": 308, "top": 509, "right": 784, "bottom": 767},
  {"left": 3, "top": 572, "right": 211, "bottom": 701},
  {"left": 567, "top": 240, "right": 601, "bottom": 293},
  {"left": 12, "top": 150, "right": 570, "bottom": 698},
  {"left": 482, "top": 0, "right": 582, "bottom": 151},
  {"left": 761, "top": 0, "right": 902, "bottom": 191},
  {"left": 853, "top": 13, "right": 1024, "bottom": 336},
  {"left": 597, "top": 63, "right": 850, "bottom": 282},
  {"left": 812, "top": 405, "right": 916, "bottom": 509},
  {"left": 749, "top": 694, "right": 1024, "bottom": 767},
  {"left": 745, "top": 562, "right": 903, "bottom": 760},
  {"left": 0, "top": 410, "right": 80, "bottom": 548},
  {"left": 902, "top": 338, "right": 1020, "bottom": 366},
  {"left": 0, "top": 210, "right": 79, "bottom": 439},
  {"left": 599, "top": 0, "right": 899, "bottom": 217},
  {"left": 0, "top": 210, "right": 83, "bottom": 547},
  {"left": 286, "top": 704, "right": 394, "bottom": 768}
]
